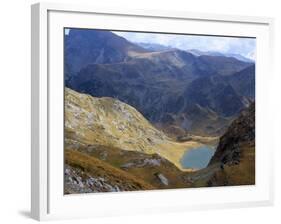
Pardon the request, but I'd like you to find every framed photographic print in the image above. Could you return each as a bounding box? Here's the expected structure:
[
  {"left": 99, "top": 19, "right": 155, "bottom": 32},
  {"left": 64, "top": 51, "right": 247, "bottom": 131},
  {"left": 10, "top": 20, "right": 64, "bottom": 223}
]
[{"left": 31, "top": 2, "right": 274, "bottom": 221}]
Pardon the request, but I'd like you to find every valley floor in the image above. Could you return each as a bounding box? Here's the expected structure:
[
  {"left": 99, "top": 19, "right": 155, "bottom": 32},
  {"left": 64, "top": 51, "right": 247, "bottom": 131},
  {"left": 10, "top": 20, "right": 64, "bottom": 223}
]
[
  {"left": 64, "top": 88, "right": 255, "bottom": 194},
  {"left": 65, "top": 141, "right": 255, "bottom": 194}
]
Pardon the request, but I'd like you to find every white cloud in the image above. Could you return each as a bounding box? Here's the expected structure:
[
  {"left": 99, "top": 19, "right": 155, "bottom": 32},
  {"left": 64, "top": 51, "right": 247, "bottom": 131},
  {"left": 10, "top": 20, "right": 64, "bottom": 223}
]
[
  {"left": 65, "top": 28, "right": 70, "bottom": 35},
  {"left": 113, "top": 31, "right": 256, "bottom": 60}
]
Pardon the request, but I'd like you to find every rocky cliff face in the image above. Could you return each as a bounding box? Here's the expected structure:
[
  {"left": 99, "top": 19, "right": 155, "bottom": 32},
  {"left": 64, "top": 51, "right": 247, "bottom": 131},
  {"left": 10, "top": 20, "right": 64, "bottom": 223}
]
[
  {"left": 182, "top": 103, "right": 255, "bottom": 188},
  {"left": 209, "top": 102, "right": 255, "bottom": 165},
  {"left": 200, "top": 102, "right": 255, "bottom": 186}
]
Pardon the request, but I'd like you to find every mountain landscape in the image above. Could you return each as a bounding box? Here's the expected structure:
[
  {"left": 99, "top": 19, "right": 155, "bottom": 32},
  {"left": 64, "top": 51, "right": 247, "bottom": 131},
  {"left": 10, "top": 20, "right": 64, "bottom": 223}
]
[{"left": 64, "top": 28, "right": 255, "bottom": 194}]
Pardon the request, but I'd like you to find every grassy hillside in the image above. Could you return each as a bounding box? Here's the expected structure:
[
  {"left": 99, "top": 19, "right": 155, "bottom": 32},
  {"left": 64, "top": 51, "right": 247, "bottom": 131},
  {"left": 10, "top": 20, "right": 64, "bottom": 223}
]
[
  {"left": 186, "top": 103, "right": 255, "bottom": 187},
  {"left": 65, "top": 150, "right": 154, "bottom": 194},
  {"left": 65, "top": 87, "right": 202, "bottom": 170},
  {"left": 64, "top": 89, "right": 255, "bottom": 193},
  {"left": 182, "top": 142, "right": 255, "bottom": 188},
  {"left": 207, "top": 142, "right": 255, "bottom": 186},
  {"left": 66, "top": 143, "right": 195, "bottom": 190}
]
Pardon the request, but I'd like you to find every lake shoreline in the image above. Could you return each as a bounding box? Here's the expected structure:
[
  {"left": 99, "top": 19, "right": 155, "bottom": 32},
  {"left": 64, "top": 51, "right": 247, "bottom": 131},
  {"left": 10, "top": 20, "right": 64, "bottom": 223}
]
[{"left": 180, "top": 145, "right": 216, "bottom": 170}]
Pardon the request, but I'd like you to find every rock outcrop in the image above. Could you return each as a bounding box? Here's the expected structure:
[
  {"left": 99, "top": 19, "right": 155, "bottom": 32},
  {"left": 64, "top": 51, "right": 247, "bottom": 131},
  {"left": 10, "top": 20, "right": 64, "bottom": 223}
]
[
  {"left": 205, "top": 102, "right": 255, "bottom": 186},
  {"left": 209, "top": 102, "right": 255, "bottom": 165},
  {"left": 65, "top": 150, "right": 154, "bottom": 194}
]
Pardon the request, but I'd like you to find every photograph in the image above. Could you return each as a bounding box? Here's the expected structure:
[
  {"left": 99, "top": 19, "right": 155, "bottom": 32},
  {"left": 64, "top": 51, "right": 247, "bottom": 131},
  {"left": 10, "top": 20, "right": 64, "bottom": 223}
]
[{"left": 63, "top": 28, "right": 256, "bottom": 194}]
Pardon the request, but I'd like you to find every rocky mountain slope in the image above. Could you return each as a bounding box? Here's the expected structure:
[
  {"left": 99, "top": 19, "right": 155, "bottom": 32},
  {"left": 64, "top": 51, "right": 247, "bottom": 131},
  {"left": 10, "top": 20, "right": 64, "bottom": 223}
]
[
  {"left": 65, "top": 88, "right": 202, "bottom": 170},
  {"left": 64, "top": 29, "right": 256, "bottom": 193},
  {"left": 226, "top": 64, "right": 255, "bottom": 99},
  {"left": 65, "top": 144, "right": 195, "bottom": 193},
  {"left": 209, "top": 102, "right": 255, "bottom": 165},
  {"left": 65, "top": 150, "right": 154, "bottom": 194},
  {"left": 188, "top": 49, "right": 254, "bottom": 63},
  {"left": 64, "top": 88, "right": 214, "bottom": 193},
  {"left": 65, "top": 30, "right": 254, "bottom": 136},
  {"left": 64, "top": 89, "right": 255, "bottom": 192},
  {"left": 65, "top": 29, "right": 147, "bottom": 83},
  {"left": 180, "top": 103, "right": 255, "bottom": 187},
  {"left": 206, "top": 102, "right": 255, "bottom": 186}
]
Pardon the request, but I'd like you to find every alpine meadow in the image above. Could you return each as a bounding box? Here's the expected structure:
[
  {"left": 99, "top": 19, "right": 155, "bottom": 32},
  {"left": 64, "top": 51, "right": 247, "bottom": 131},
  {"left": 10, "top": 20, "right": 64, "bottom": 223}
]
[{"left": 64, "top": 28, "right": 255, "bottom": 194}]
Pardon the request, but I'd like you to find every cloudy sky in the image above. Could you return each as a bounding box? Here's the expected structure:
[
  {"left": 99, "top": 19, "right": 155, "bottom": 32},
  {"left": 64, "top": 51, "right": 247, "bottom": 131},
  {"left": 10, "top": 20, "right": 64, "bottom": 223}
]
[
  {"left": 113, "top": 31, "right": 256, "bottom": 60},
  {"left": 65, "top": 28, "right": 255, "bottom": 60}
]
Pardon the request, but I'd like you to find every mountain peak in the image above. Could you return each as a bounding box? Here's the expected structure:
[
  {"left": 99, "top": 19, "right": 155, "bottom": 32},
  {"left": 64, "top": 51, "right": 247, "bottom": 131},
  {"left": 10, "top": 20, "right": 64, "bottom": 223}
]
[{"left": 65, "top": 29, "right": 147, "bottom": 78}]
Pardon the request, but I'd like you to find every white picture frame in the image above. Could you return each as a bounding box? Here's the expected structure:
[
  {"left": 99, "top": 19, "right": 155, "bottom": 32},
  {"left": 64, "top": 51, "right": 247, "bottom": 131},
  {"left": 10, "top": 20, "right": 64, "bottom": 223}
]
[{"left": 31, "top": 2, "right": 275, "bottom": 221}]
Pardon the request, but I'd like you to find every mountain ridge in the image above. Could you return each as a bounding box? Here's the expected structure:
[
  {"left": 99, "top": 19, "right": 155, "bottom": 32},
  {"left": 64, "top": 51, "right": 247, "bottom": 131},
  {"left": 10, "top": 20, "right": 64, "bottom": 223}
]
[
  {"left": 65, "top": 29, "right": 255, "bottom": 136},
  {"left": 65, "top": 87, "right": 203, "bottom": 170}
]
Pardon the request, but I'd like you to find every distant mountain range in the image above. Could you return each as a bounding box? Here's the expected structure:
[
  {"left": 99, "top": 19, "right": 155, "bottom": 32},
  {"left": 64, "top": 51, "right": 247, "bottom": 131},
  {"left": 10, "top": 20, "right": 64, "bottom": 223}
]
[
  {"left": 65, "top": 29, "right": 255, "bottom": 136},
  {"left": 135, "top": 42, "right": 174, "bottom": 52},
  {"left": 135, "top": 43, "right": 254, "bottom": 62},
  {"left": 187, "top": 49, "right": 254, "bottom": 63}
]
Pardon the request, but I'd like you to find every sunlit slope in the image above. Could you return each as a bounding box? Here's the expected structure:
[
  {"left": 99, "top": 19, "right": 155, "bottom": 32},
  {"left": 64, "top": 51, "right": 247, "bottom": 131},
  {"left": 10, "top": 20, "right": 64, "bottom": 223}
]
[
  {"left": 65, "top": 88, "right": 201, "bottom": 170},
  {"left": 65, "top": 150, "right": 154, "bottom": 194}
]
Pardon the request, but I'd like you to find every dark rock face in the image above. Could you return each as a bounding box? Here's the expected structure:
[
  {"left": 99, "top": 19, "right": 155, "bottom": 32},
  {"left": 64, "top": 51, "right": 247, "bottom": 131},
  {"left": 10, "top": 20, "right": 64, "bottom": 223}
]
[
  {"left": 198, "top": 55, "right": 252, "bottom": 77},
  {"left": 65, "top": 29, "right": 255, "bottom": 136},
  {"left": 65, "top": 28, "right": 147, "bottom": 82},
  {"left": 227, "top": 65, "right": 255, "bottom": 99},
  {"left": 209, "top": 102, "right": 255, "bottom": 165},
  {"left": 182, "top": 76, "right": 245, "bottom": 117}
]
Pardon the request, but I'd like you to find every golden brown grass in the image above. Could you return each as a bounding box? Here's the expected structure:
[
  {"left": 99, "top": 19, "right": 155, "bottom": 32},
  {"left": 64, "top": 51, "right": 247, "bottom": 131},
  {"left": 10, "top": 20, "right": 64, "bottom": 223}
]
[
  {"left": 65, "top": 150, "right": 155, "bottom": 191},
  {"left": 208, "top": 143, "right": 255, "bottom": 186},
  {"left": 66, "top": 144, "right": 192, "bottom": 189},
  {"left": 64, "top": 87, "right": 202, "bottom": 171}
]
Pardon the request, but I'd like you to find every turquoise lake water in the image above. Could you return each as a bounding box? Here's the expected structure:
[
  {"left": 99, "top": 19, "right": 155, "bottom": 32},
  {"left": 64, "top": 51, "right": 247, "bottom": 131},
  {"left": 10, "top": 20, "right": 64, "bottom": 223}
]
[{"left": 180, "top": 145, "right": 215, "bottom": 169}]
